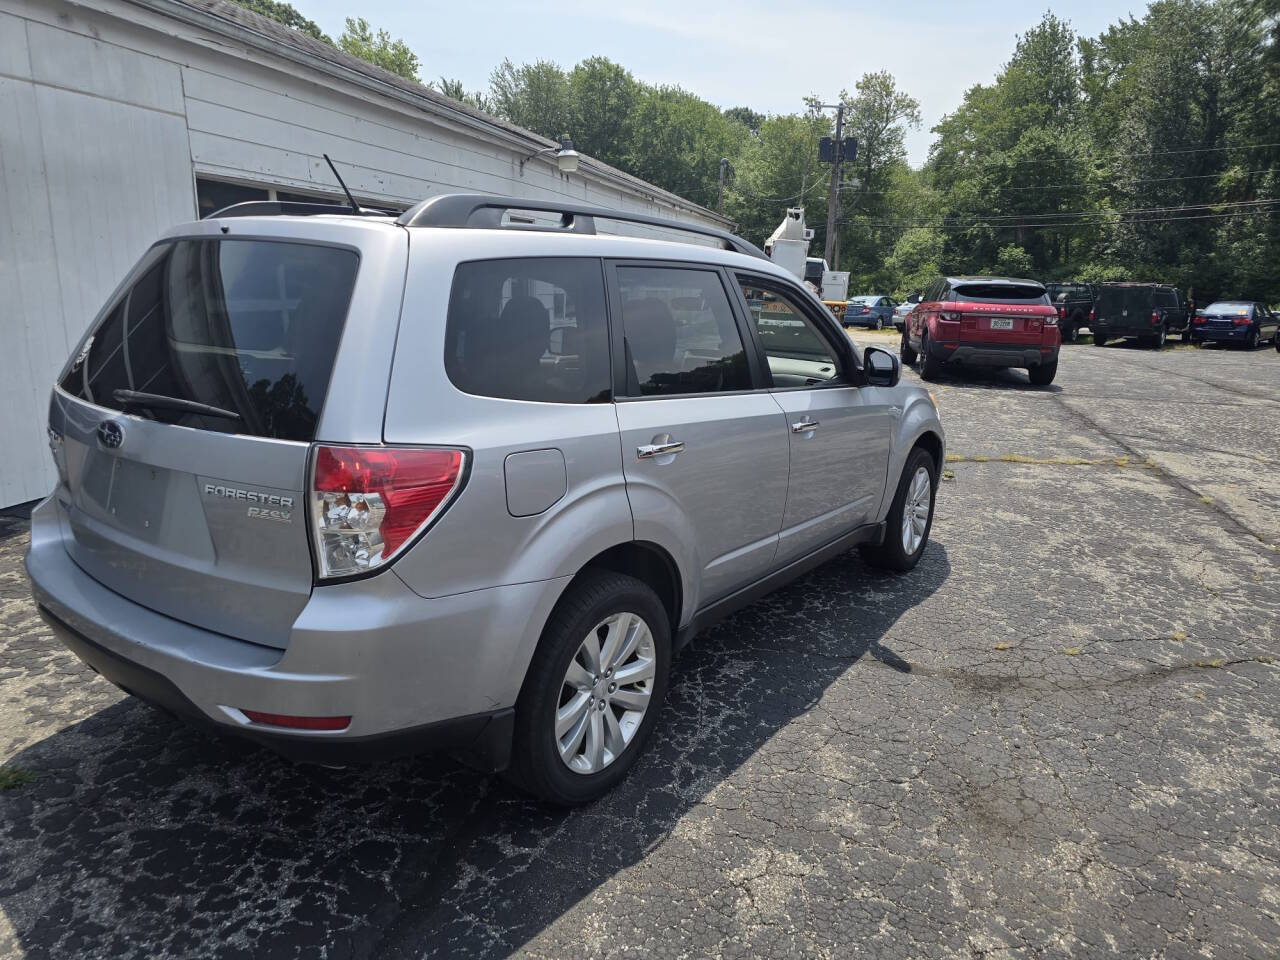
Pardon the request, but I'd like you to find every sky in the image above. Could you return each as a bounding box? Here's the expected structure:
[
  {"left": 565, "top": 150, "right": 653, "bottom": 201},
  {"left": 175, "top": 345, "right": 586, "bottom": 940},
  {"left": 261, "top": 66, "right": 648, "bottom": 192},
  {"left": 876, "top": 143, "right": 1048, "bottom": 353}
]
[{"left": 299, "top": 0, "right": 1147, "bottom": 167}]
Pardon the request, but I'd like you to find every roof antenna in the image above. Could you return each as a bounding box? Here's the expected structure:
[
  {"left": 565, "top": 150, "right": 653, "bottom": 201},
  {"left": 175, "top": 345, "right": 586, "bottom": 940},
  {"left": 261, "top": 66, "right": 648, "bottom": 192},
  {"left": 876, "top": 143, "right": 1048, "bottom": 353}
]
[{"left": 323, "top": 153, "right": 362, "bottom": 214}]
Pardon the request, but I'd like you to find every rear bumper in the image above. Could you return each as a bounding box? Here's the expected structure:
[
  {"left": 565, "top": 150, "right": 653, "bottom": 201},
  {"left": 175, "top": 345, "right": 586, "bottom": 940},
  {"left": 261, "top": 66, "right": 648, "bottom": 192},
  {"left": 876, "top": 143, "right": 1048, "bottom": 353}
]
[
  {"left": 1195, "top": 326, "right": 1252, "bottom": 342},
  {"left": 927, "top": 340, "right": 1058, "bottom": 368},
  {"left": 25, "top": 496, "right": 568, "bottom": 768}
]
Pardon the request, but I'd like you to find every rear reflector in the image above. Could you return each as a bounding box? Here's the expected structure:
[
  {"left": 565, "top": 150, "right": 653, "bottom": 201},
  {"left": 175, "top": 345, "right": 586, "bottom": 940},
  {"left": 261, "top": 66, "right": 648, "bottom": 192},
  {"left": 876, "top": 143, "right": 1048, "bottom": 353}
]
[
  {"left": 243, "top": 710, "right": 351, "bottom": 731},
  {"left": 311, "top": 445, "right": 466, "bottom": 579}
]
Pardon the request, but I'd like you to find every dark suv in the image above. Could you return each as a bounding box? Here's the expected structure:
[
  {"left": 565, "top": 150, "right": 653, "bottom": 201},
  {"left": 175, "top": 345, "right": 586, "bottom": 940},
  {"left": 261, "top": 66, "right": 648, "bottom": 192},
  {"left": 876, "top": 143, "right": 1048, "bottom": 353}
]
[
  {"left": 1091, "top": 283, "right": 1190, "bottom": 348},
  {"left": 901, "top": 276, "right": 1060, "bottom": 385},
  {"left": 1045, "top": 282, "right": 1095, "bottom": 342}
]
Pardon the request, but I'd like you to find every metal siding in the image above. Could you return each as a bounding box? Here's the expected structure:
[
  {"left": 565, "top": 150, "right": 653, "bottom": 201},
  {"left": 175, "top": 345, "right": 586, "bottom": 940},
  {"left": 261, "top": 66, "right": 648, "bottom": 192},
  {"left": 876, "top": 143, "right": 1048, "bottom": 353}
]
[{"left": 0, "top": 17, "right": 193, "bottom": 505}]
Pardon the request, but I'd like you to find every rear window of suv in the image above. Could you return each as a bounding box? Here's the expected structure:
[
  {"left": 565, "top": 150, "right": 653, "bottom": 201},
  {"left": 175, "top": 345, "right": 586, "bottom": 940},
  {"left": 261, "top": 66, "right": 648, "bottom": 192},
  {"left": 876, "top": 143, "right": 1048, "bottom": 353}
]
[
  {"left": 59, "top": 238, "right": 359, "bottom": 441},
  {"left": 950, "top": 283, "right": 1050, "bottom": 304}
]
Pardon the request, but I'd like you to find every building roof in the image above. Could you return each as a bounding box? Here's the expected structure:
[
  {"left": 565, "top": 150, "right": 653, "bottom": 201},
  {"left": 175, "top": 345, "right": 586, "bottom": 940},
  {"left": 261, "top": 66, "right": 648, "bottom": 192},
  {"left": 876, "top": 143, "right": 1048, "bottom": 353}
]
[{"left": 132, "top": 0, "right": 732, "bottom": 227}]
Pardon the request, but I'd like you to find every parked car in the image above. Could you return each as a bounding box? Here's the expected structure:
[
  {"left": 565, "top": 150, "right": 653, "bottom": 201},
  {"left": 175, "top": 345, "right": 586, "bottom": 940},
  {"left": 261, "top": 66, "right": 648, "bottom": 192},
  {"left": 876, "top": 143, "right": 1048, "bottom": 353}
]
[
  {"left": 1191, "top": 301, "right": 1280, "bottom": 348},
  {"left": 900, "top": 276, "right": 1061, "bottom": 385},
  {"left": 1045, "top": 281, "right": 1095, "bottom": 342},
  {"left": 25, "top": 193, "right": 945, "bottom": 805},
  {"left": 844, "top": 295, "right": 896, "bottom": 330},
  {"left": 893, "top": 294, "right": 919, "bottom": 332},
  {"left": 1090, "top": 283, "right": 1191, "bottom": 347}
]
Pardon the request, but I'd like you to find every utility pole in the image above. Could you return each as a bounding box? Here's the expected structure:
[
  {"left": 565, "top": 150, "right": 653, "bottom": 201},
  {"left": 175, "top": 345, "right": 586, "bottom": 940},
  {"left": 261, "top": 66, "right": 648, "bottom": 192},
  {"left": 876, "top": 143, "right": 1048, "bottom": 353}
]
[
  {"left": 823, "top": 103, "right": 844, "bottom": 268},
  {"left": 717, "top": 158, "right": 731, "bottom": 215}
]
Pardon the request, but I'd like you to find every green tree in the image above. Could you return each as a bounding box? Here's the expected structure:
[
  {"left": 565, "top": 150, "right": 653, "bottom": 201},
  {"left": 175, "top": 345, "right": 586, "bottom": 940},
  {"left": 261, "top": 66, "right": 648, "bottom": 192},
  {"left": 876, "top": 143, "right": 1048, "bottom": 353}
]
[
  {"left": 991, "top": 244, "right": 1035, "bottom": 277},
  {"left": 338, "top": 17, "right": 420, "bottom": 82},
  {"left": 566, "top": 57, "right": 641, "bottom": 167},
  {"left": 489, "top": 59, "right": 572, "bottom": 136},
  {"left": 432, "top": 77, "right": 492, "bottom": 112},
  {"left": 626, "top": 86, "right": 745, "bottom": 209},
  {"left": 884, "top": 228, "right": 945, "bottom": 299},
  {"left": 231, "top": 0, "right": 330, "bottom": 43}
]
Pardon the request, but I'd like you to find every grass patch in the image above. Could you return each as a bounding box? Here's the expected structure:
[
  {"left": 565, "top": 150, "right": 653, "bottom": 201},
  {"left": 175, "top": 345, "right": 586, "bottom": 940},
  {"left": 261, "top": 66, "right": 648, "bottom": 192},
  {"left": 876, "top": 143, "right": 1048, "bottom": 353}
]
[
  {"left": 0, "top": 767, "right": 36, "bottom": 790},
  {"left": 1172, "top": 630, "right": 1187, "bottom": 643},
  {"left": 941, "top": 469, "right": 955, "bottom": 481},
  {"left": 1199, "top": 496, "right": 1214, "bottom": 505},
  {"left": 1113, "top": 455, "right": 1130, "bottom": 467},
  {"left": 1063, "top": 647, "right": 1082, "bottom": 656},
  {"left": 994, "top": 642, "right": 1011, "bottom": 651}
]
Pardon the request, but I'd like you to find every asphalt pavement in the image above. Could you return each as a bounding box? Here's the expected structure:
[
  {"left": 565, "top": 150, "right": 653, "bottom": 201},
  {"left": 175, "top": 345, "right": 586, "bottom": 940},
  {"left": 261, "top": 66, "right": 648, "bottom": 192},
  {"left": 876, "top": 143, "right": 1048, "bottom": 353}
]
[{"left": 1, "top": 335, "right": 1277, "bottom": 959}]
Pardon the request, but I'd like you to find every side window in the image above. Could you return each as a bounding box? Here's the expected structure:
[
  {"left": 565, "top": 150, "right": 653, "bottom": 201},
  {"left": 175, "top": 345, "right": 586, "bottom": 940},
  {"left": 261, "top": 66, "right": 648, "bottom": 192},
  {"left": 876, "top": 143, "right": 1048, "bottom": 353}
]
[
  {"left": 615, "top": 266, "right": 751, "bottom": 397},
  {"left": 737, "top": 278, "right": 839, "bottom": 387},
  {"left": 444, "top": 258, "right": 610, "bottom": 404}
]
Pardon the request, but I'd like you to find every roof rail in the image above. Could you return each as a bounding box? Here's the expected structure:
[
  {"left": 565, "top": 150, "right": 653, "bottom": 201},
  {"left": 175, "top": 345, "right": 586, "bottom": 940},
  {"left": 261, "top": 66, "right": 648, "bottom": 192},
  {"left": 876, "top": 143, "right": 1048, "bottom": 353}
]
[
  {"left": 396, "top": 193, "right": 766, "bottom": 259},
  {"left": 203, "top": 200, "right": 394, "bottom": 220}
]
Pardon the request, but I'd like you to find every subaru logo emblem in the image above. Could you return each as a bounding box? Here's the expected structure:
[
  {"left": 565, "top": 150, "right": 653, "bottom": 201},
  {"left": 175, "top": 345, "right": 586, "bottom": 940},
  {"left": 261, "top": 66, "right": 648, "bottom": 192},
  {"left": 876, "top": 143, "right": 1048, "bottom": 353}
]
[{"left": 97, "top": 420, "right": 124, "bottom": 449}]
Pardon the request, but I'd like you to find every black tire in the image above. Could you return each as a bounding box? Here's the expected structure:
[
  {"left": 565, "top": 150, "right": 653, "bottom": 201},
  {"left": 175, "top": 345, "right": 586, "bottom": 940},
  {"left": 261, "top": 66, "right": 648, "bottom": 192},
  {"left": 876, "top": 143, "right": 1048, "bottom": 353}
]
[
  {"left": 1184, "top": 327, "right": 1196, "bottom": 343},
  {"left": 1028, "top": 360, "right": 1058, "bottom": 386},
  {"left": 508, "top": 571, "right": 671, "bottom": 805},
  {"left": 1061, "top": 321, "right": 1077, "bottom": 343},
  {"left": 860, "top": 446, "right": 938, "bottom": 572},
  {"left": 919, "top": 330, "right": 943, "bottom": 381},
  {"left": 1093, "top": 332, "right": 1108, "bottom": 347},
  {"left": 1247, "top": 327, "right": 1260, "bottom": 349},
  {"left": 874, "top": 317, "right": 884, "bottom": 330},
  {"left": 900, "top": 328, "right": 918, "bottom": 365}
]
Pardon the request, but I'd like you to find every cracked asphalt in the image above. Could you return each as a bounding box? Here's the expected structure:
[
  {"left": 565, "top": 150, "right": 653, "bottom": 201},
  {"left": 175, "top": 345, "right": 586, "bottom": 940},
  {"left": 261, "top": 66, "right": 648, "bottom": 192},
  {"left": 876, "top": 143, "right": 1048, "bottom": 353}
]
[{"left": 2, "top": 337, "right": 1278, "bottom": 959}]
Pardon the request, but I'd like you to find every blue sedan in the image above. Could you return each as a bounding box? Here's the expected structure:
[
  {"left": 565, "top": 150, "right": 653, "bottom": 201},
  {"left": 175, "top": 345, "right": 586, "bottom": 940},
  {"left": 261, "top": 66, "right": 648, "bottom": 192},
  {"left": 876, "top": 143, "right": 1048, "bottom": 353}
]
[
  {"left": 1192, "top": 301, "right": 1279, "bottom": 348},
  {"left": 844, "top": 295, "right": 896, "bottom": 330}
]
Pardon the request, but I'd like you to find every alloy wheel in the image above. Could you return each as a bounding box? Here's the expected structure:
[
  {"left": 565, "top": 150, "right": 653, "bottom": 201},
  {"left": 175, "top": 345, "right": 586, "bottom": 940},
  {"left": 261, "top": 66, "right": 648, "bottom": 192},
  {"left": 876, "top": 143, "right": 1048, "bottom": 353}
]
[
  {"left": 901, "top": 466, "right": 932, "bottom": 555},
  {"left": 556, "top": 612, "right": 656, "bottom": 774}
]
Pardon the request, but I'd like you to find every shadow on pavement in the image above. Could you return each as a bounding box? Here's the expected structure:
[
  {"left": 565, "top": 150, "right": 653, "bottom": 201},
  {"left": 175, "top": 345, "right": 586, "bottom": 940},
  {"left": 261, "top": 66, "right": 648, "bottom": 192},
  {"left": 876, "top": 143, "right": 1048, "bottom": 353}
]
[{"left": 1, "top": 543, "right": 949, "bottom": 959}]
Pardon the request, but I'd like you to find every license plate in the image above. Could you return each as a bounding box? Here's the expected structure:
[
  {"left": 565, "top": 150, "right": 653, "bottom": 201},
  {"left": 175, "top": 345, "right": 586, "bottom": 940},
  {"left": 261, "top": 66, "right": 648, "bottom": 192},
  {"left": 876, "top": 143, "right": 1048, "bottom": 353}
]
[{"left": 989, "top": 318, "right": 1014, "bottom": 330}]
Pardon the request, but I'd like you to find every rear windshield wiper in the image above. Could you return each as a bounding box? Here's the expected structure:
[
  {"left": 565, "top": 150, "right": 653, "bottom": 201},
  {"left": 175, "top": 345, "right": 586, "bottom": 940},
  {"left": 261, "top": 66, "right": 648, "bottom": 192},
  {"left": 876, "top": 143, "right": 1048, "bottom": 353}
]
[{"left": 112, "top": 389, "right": 242, "bottom": 421}]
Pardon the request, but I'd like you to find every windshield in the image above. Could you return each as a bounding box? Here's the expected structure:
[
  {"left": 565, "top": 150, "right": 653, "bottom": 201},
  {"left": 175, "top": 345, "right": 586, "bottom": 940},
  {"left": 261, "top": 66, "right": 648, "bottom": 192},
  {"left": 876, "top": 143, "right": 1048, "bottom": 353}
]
[
  {"left": 1203, "top": 302, "right": 1252, "bottom": 315},
  {"left": 951, "top": 283, "right": 1049, "bottom": 304},
  {"left": 848, "top": 296, "right": 877, "bottom": 305},
  {"left": 59, "top": 238, "right": 359, "bottom": 441}
]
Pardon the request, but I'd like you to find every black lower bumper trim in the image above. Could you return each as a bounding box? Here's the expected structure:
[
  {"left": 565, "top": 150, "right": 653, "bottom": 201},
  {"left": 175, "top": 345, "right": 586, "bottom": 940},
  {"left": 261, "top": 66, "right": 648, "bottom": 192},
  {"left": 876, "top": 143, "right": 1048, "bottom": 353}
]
[
  {"left": 929, "top": 342, "right": 1057, "bottom": 367},
  {"left": 38, "top": 604, "right": 514, "bottom": 770}
]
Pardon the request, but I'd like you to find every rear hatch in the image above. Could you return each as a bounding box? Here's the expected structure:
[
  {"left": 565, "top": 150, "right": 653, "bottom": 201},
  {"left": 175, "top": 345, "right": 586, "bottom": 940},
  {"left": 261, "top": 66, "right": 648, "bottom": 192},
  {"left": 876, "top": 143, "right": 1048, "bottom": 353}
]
[
  {"left": 947, "top": 281, "right": 1057, "bottom": 346},
  {"left": 1094, "top": 286, "right": 1154, "bottom": 334},
  {"left": 50, "top": 235, "right": 363, "bottom": 648}
]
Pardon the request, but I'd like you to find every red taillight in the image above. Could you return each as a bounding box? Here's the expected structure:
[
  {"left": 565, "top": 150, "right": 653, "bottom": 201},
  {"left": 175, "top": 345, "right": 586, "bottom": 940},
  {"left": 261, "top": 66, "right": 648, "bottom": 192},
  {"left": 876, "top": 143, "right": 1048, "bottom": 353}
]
[
  {"left": 1194, "top": 315, "right": 1206, "bottom": 325},
  {"left": 311, "top": 445, "right": 466, "bottom": 579},
  {"left": 1057, "top": 306, "right": 1065, "bottom": 319},
  {"left": 860, "top": 306, "right": 870, "bottom": 314},
  {"left": 1089, "top": 308, "right": 1095, "bottom": 322},
  {"left": 1232, "top": 316, "right": 1251, "bottom": 326},
  {"left": 242, "top": 710, "right": 351, "bottom": 731},
  {"left": 1151, "top": 311, "right": 1161, "bottom": 325}
]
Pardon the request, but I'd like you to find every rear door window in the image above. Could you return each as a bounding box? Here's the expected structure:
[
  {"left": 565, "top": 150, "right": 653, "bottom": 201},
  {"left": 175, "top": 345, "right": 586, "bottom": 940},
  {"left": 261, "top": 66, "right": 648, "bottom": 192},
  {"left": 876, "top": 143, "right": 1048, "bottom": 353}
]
[
  {"left": 59, "top": 239, "right": 359, "bottom": 441},
  {"left": 615, "top": 266, "right": 752, "bottom": 397},
  {"left": 444, "top": 258, "right": 611, "bottom": 404}
]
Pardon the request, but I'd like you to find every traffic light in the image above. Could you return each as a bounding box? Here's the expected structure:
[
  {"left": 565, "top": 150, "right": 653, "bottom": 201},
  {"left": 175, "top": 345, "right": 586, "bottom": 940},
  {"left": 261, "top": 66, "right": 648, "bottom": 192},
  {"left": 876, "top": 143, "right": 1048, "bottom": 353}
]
[{"left": 818, "top": 137, "right": 858, "bottom": 164}]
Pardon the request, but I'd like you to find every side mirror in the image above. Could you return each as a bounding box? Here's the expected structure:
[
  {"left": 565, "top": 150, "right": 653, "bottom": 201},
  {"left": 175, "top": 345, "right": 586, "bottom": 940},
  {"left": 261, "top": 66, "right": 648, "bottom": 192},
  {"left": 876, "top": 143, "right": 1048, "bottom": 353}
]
[{"left": 863, "top": 346, "right": 900, "bottom": 388}]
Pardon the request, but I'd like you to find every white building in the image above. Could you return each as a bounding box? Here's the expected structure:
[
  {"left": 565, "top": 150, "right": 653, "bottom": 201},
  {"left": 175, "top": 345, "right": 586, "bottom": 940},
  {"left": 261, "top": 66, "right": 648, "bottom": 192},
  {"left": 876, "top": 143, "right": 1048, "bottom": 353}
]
[{"left": 0, "top": 0, "right": 732, "bottom": 507}]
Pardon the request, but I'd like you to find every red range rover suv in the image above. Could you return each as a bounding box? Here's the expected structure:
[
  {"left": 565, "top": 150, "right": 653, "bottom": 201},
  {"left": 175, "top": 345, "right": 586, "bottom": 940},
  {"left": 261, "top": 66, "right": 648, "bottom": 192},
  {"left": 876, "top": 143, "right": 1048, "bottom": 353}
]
[{"left": 900, "top": 276, "right": 1061, "bottom": 386}]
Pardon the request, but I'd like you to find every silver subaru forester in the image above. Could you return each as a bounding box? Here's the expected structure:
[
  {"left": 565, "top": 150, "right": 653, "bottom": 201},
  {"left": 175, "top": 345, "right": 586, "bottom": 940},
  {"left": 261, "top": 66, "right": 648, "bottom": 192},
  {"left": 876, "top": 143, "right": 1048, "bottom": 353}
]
[{"left": 26, "top": 194, "right": 944, "bottom": 804}]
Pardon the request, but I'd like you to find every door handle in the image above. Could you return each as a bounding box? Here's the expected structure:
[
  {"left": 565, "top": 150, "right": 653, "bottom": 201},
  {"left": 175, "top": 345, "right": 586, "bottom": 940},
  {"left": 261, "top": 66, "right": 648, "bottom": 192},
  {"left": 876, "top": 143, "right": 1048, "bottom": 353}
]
[
  {"left": 636, "top": 439, "right": 685, "bottom": 459},
  {"left": 791, "top": 419, "right": 820, "bottom": 434}
]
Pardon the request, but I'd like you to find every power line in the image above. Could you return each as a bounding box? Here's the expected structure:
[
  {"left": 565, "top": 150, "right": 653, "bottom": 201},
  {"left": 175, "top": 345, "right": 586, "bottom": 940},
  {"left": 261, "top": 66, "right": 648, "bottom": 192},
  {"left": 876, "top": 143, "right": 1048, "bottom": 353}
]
[
  {"left": 856, "top": 197, "right": 1280, "bottom": 227},
  {"left": 954, "top": 140, "right": 1280, "bottom": 169},
  {"left": 859, "top": 208, "right": 1280, "bottom": 231}
]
